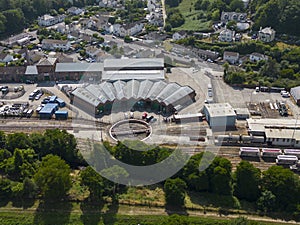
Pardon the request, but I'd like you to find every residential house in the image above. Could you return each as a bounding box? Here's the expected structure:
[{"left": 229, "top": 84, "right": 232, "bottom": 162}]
[
  {"left": 120, "top": 22, "right": 144, "bottom": 37},
  {"left": 144, "top": 32, "right": 168, "bottom": 41},
  {"left": 258, "top": 27, "right": 276, "bottom": 42},
  {"left": 67, "top": 7, "right": 84, "bottom": 15},
  {"left": 86, "top": 46, "right": 102, "bottom": 59},
  {"left": 238, "top": 55, "right": 249, "bottom": 65},
  {"left": 99, "top": 0, "right": 118, "bottom": 8},
  {"left": 14, "top": 48, "right": 27, "bottom": 58},
  {"left": 27, "top": 50, "right": 44, "bottom": 65},
  {"left": 0, "top": 53, "right": 13, "bottom": 63},
  {"left": 219, "top": 29, "right": 235, "bottom": 42},
  {"left": 221, "top": 12, "right": 247, "bottom": 23},
  {"left": 56, "top": 24, "right": 68, "bottom": 34},
  {"left": 249, "top": 52, "right": 268, "bottom": 62},
  {"left": 191, "top": 48, "right": 219, "bottom": 61},
  {"left": 172, "top": 31, "right": 187, "bottom": 41},
  {"left": 223, "top": 51, "right": 239, "bottom": 64},
  {"left": 38, "top": 14, "right": 66, "bottom": 27},
  {"left": 136, "top": 49, "right": 155, "bottom": 58},
  {"left": 51, "top": 52, "right": 74, "bottom": 63},
  {"left": 1, "top": 33, "right": 32, "bottom": 47},
  {"left": 42, "top": 39, "right": 71, "bottom": 51}
]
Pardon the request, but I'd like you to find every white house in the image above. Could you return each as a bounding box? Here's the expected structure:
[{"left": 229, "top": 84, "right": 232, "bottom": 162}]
[
  {"left": 41, "top": 39, "right": 71, "bottom": 51},
  {"left": 121, "top": 23, "right": 144, "bottom": 37},
  {"left": 223, "top": 51, "right": 239, "bottom": 64},
  {"left": 219, "top": 29, "right": 235, "bottom": 42},
  {"left": 67, "top": 7, "right": 84, "bottom": 15},
  {"left": 249, "top": 52, "right": 268, "bottom": 62},
  {"left": 172, "top": 31, "right": 187, "bottom": 41},
  {"left": 38, "top": 14, "right": 66, "bottom": 27},
  {"left": 258, "top": 27, "right": 276, "bottom": 42}
]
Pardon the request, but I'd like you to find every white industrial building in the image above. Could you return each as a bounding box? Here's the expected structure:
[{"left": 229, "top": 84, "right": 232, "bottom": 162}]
[
  {"left": 247, "top": 118, "right": 300, "bottom": 147},
  {"left": 203, "top": 103, "right": 236, "bottom": 129}
]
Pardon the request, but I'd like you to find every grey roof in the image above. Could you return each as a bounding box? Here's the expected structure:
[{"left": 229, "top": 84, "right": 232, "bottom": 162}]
[
  {"left": 71, "top": 80, "right": 196, "bottom": 110},
  {"left": 125, "top": 80, "right": 140, "bottom": 99},
  {"left": 104, "top": 58, "right": 164, "bottom": 69},
  {"left": 25, "top": 66, "right": 38, "bottom": 75},
  {"left": 98, "top": 82, "right": 116, "bottom": 101},
  {"left": 291, "top": 86, "right": 300, "bottom": 101},
  {"left": 72, "top": 87, "right": 100, "bottom": 106},
  {"left": 204, "top": 103, "right": 236, "bottom": 117},
  {"left": 113, "top": 80, "right": 126, "bottom": 100},
  {"left": 55, "top": 63, "right": 103, "bottom": 72},
  {"left": 137, "top": 80, "right": 154, "bottom": 99},
  {"left": 102, "top": 70, "right": 164, "bottom": 81},
  {"left": 146, "top": 80, "right": 168, "bottom": 101},
  {"left": 163, "top": 86, "right": 194, "bottom": 106},
  {"left": 155, "top": 82, "right": 181, "bottom": 102}
]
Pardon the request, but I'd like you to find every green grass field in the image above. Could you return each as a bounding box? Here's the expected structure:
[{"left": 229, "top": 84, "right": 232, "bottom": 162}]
[{"left": 170, "top": 0, "right": 212, "bottom": 31}]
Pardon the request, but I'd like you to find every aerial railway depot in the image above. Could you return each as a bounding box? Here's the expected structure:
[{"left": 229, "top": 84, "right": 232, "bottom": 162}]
[{"left": 1, "top": 58, "right": 300, "bottom": 173}]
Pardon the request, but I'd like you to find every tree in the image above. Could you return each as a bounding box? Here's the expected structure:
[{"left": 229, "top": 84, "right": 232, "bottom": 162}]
[
  {"left": 257, "top": 190, "right": 276, "bottom": 213},
  {"left": 0, "top": 178, "right": 11, "bottom": 199},
  {"left": 164, "top": 178, "right": 187, "bottom": 208},
  {"left": 80, "top": 166, "right": 104, "bottom": 201},
  {"left": 34, "top": 155, "right": 71, "bottom": 200},
  {"left": 5, "top": 132, "right": 31, "bottom": 153},
  {"left": 233, "top": 161, "right": 261, "bottom": 202},
  {"left": 261, "top": 166, "right": 300, "bottom": 211},
  {"left": 164, "top": 23, "right": 172, "bottom": 32},
  {"left": 124, "top": 35, "right": 133, "bottom": 43},
  {"left": 101, "top": 165, "right": 129, "bottom": 197},
  {"left": 207, "top": 157, "right": 232, "bottom": 195},
  {"left": 229, "top": 0, "right": 244, "bottom": 12},
  {"left": 22, "top": 177, "right": 37, "bottom": 199}
]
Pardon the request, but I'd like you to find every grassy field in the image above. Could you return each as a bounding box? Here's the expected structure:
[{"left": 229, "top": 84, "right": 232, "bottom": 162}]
[
  {"left": 0, "top": 208, "right": 294, "bottom": 225},
  {"left": 170, "top": 0, "right": 212, "bottom": 31}
]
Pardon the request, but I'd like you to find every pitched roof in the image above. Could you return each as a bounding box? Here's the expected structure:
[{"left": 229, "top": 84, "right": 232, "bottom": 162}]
[
  {"left": 42, "top": 39, "right": 69, "bottom": 45},
  {"left": 37, "top": 57, "right": 57, "bottom": 66}
]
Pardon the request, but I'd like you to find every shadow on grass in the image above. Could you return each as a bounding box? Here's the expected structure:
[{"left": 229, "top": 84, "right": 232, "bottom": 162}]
[
  {"left": 12, "top": 197, "right": 35, "bottom": 209},
  {"left": 188, "top": 191, "right": 241, "bottom": 210},
  {"left": 165, "top": 204, "right": 188, "bottom": 216},
  {"left": 102, "top": 200, "right": 119, "bottom": 225},
  {"left": 80, "top": 199, "right": 104, "bottom": 225},
  {"left": 33, "top": 200, "right": 73, "bottom": 225}
]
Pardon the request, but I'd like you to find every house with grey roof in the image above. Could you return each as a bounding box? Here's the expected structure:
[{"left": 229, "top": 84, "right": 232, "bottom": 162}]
[
  {"left": 258, "top": 27, "right": 276, "bottom": 42},
  {"left": 42, "top": 39, "right": 71, "bottom": 51}
]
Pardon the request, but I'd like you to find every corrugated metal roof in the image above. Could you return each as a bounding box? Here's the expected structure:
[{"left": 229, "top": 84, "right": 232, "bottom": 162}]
[
  {"left": 98, "top": 82, "right": 116, "bottom": 101},
  {"left": 102, "top": 70, "right": 164, "bottom": 81},
  {"left": 112, "top": 80, "right": 126, "bottom": 100},
  {"left": 146, "top": 80, "right": 168, "bottom": 101},
  {"left": 163, "top": 86, "right": 194, "bottom": 106},
  {"left": 291, "top": 86, "right": 300, "bottom": 101},
  {"left": 137, "top": 80, "right": 153, "bottom": 99},
  {"left": 55, "top": 63, "right": 103, "bottom": 72},
  {"left": 125, "top": 80, "right": 140, "bottom": 99},
  {"left": 155, "top": 82, "right": 181, "bottom": 102},
  {"left": 72, "top": 88, "right": 100, "bottom": 106},
  {"left": 71, "top": 80, "right": 196, "bottom": 111},
  {"left": 104, "top": 58, "right": 164, "bottom": 69}
]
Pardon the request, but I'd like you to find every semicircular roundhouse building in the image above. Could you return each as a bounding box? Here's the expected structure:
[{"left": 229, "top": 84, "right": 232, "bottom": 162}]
[{"left": 70, "top": 58, "right": 196, "bottom": 116}]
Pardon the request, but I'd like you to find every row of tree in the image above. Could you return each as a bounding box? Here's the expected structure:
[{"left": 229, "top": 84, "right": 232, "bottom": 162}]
[{"left": 1, "top": 137, "right": 300, "bottom": 217}]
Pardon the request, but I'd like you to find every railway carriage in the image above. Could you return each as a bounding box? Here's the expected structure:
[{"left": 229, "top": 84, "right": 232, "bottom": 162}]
[{"left": 239, "top": 147, "right": 260, "bottom": 157}]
